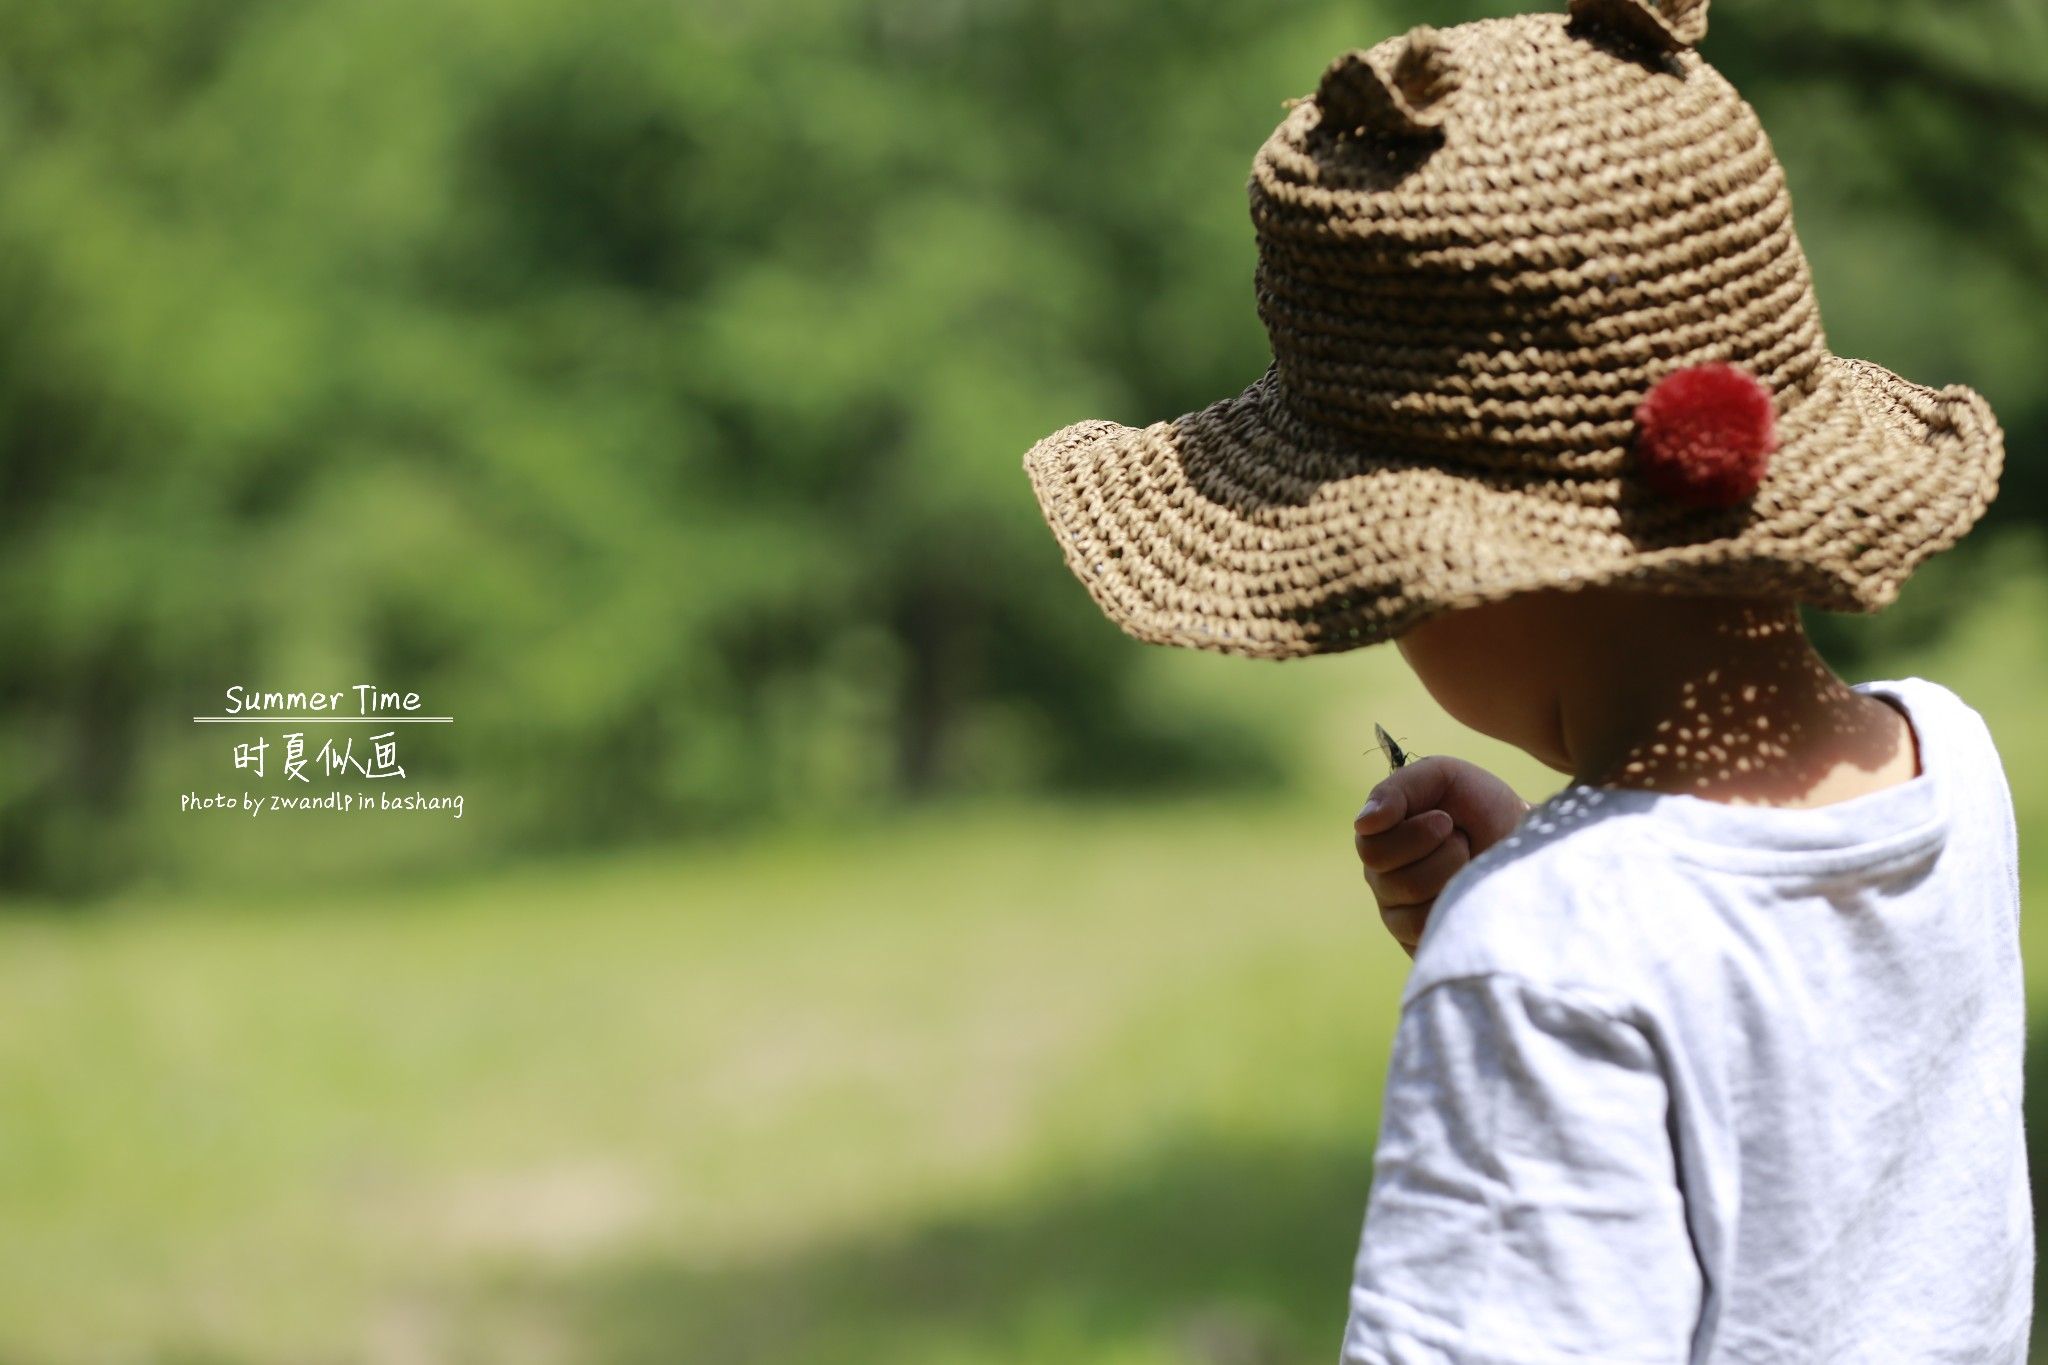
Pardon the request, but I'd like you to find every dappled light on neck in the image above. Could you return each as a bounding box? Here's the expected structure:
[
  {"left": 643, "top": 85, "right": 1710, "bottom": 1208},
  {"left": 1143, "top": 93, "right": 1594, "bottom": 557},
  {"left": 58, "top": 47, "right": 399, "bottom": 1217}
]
[{"left": 1568, "top": 598, "right": 1918, "bottom": 809}]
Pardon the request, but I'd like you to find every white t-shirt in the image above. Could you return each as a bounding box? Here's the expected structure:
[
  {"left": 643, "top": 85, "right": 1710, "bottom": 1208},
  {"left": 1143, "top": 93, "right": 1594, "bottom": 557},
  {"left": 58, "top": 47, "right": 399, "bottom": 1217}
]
[{"left": 1341, "top": 677, "right": 2032, "bottom": 1364}]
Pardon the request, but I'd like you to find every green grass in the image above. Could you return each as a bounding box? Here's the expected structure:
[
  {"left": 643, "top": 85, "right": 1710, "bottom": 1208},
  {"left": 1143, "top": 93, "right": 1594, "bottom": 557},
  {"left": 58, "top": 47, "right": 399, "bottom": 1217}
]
[
  {"left": 8, "top": 571, "right": 2048, "bottom": 1363},
  {"left": 0, "top": 795, "right": 1426, "bottom": 1364}
]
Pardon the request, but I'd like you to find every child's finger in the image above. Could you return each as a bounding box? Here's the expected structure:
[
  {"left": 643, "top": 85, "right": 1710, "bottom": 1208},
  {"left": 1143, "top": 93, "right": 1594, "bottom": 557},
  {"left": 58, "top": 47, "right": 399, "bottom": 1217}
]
[
  {"left": 1353, "top": 756, "right": 1455, "bottom": 835},
  {"left": 1355, "top": 809, "right": 1454, "bottom": 872},
  {"left": 1374, "top": 828, "right": 1472, "bottom": 909},
  {"left": 1379, "top": 902, "right": 1429, "bottom": 956},
  {"left": 1354, "top": 783, "right": 1405, "bottom": 835}
]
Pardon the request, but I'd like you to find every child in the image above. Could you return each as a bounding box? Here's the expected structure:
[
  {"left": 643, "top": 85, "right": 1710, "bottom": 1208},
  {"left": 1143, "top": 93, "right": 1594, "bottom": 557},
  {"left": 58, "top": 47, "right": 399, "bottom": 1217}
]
[{"left": 1020, "top": 1, "right": 2030, "bottom": 1359}]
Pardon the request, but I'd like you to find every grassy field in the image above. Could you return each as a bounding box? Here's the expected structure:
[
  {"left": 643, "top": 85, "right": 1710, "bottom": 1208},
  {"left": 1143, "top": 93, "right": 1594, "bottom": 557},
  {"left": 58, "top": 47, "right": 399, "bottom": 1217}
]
[
  {"left": 1, "top": 797, "right": 1423, "bottom": 1364},
  {"left": 7, "top": 571, "right": 2048, "bottom": 1363}
]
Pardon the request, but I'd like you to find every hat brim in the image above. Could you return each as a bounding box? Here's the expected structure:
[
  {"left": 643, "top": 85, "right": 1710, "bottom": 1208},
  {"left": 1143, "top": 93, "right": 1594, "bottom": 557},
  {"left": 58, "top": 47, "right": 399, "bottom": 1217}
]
[{"left": 1021, "top": 355, "right": 2002, "bottom": 659}]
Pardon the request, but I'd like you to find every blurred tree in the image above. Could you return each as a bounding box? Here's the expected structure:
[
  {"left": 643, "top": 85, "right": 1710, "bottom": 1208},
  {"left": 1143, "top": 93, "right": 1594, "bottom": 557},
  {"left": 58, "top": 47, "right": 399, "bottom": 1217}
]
[{"left": 0, "top": 0, "right": 2038, "bottom": 893}]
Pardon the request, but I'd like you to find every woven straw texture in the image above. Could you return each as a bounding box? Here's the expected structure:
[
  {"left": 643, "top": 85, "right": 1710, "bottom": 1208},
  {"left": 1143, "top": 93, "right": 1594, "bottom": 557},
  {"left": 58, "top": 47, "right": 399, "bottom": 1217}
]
[{"left": 1020, "top": 1, "right": 2004, "bottom": 660}]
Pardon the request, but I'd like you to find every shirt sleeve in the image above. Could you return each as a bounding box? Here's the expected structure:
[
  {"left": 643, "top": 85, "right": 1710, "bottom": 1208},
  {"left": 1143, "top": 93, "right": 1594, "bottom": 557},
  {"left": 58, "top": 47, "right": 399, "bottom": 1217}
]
[{"left": 1341, "top": 973, "right": 1702, "bottom": 1365}]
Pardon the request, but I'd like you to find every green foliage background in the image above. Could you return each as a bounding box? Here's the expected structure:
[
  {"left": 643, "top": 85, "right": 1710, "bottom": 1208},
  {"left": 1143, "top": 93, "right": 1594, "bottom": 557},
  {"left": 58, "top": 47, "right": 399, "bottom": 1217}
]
[
  {"left": 0, "top": 0, "right": 2044, "bottom": 892},
  {"left": 2, "top": 3, "right": 2047, "bottom": 1361}
]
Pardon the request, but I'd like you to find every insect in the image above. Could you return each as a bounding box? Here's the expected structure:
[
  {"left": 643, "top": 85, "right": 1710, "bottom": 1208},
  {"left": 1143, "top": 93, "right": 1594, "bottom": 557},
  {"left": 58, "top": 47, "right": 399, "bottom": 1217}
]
[{"left": 1371, "top": 722, "right": 1422, "bottom": 771}]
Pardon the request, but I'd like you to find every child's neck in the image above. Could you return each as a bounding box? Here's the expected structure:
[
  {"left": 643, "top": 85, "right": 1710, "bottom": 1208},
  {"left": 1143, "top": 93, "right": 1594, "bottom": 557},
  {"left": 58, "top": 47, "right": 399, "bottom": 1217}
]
[{"left": 1559, "top": 600, "right": 1921, "bottom": 809}]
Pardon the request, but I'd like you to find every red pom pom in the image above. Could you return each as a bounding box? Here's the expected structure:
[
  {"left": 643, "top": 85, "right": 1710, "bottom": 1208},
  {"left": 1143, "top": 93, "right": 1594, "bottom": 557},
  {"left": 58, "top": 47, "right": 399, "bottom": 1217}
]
[{"left": 1633, "top": 362, "right": 1778, "bottom": 509}]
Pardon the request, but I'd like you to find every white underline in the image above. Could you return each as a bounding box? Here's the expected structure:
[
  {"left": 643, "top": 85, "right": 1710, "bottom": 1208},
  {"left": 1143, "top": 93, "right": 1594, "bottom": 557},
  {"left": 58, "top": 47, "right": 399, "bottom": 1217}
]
[{"left": 193, "top": 717, "right": 454, "bottom": 723}]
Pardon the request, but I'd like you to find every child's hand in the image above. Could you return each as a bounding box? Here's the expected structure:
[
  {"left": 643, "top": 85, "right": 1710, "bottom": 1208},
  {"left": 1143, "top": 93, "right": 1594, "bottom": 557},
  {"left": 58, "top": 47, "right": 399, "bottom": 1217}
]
[{"left": 1354, "top": 756, "right": 1532, "bottom": 959}]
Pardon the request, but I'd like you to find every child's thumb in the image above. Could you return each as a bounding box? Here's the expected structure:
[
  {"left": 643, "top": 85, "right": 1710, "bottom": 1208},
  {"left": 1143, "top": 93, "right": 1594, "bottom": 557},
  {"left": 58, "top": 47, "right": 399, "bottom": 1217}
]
[{"left": 1354, "top": 761, "right": 1444, "bottom": 834}]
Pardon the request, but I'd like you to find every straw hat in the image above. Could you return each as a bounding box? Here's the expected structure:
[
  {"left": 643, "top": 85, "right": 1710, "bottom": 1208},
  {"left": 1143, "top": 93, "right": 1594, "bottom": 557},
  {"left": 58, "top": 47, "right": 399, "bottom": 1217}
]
[{"left": 1020, "top": 0, "right": 2003, "bottom": 660}]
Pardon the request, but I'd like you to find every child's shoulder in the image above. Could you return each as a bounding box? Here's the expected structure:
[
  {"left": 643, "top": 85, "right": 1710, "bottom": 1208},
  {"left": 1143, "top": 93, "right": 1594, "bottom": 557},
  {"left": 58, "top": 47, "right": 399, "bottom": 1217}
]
[
  {"left": 1858, "top": 674, "right": 2008, "bottom": 772},
  {"left": 1401, "top": 783, "right": 1703, "bottom": 1010},
  {"left": 1401, "top": 674, "right": 2005, "bottom": 1011}
]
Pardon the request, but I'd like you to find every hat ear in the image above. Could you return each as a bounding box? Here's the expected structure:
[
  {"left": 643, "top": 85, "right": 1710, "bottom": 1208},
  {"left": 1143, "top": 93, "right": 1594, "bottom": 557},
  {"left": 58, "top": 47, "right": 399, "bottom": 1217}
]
[
  {"left": 1315, "top": 25, "right": 1460, "bottom": 139},
  {"left": 1568, "top": 0, "right": 1709, "bottom": 53}
]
